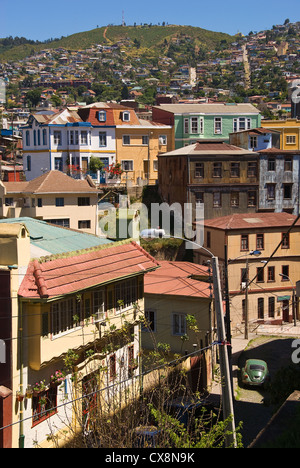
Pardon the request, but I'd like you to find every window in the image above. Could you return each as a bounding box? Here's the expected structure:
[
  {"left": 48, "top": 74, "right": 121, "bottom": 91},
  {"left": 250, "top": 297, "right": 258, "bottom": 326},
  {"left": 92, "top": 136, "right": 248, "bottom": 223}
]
[
  {"left": 268, "top": 297, "right": 275, "bottom": 318},
  {"left": 191, "top": 117, "right": 198, "bottom": 134},
  {"left": 5, "top": 198, "right": 14, "bottom": 207},
  {"left": 54, "top": 157, "right": 62, "bottom": 171},
  {"left": 281, "top": 265, "right": 289, "bottom": 279},
  {"left": 230, "top": 192, "right": 239, "bottom": 207},
  {"left": 37, "top": 198, "right": 42, "bottom": 208},
  {"left": 78, "top": 220, "right": 91, "bottom": 229},
  {"left": 98, "top": 110, "right": 106, "bottom": 122},
  {"left": 213, "top": 192, "right": 221, "bottom": 207},
  {"left": 283, "top": 184, "right": 292, "bottom": 199},
  {"left": 233, "top": 117, "right": 251, "bottom": 132},
  {"left": 32, "top": 386, "right": 57, "bottom": 427},
  {"left": 194, "top": 162, "right": 204, "bottom": 178},
  {"left": 99, "top": 132, "right": 107, "bottom": 147},
  {"left": 214, "top": 117, "right": 222, "bottom": 134},
  {"left": 247, "top": 162, "right": 257, "bottom": 178},
  {"left": 123, "top": 135, "right": 130, "bottom": 145},
  {"left": 281, "top": 232, "right": 290, "bottom": 249},
  {"left": 51, "top": 298, "right": 78, "bottom": 336},
  {"left": 27, "top": 155, "right": 31, "bottom": 172},
  {"left": 26, "top": 130, "right": 30, "bottom": 146},
  {"left": 172, "top": 313, "right": 186, "bottom": 336},
  {"left": 284, "top": 157, "right": 292, "bottom": 172},
  {"left": 268, "top": 158, "right": 276, "bottom": 171},
  {"left": 142, "top": 135, "right": 149, "bottom": 145},
  {"left": 212, "top": 162, "right": 222, "bottom": 178},
  {"left": 122, "top": 111, "right": 130, "bottom": 122},
  {"left": 159, "top": 135, "right": 167, "bottom": 145},
  {"left": 153, "top": 160, "right": 158, "bottom": 172},
  {"left": 46, "top": 219, "right": 69, "bottom": 228},
  {"left": 55, "top": 197, "right": 64, "bottom": 207},
  {"left": 54, "top": 131, "right": 62, "bottom": 145},
  {"left": 184, "top": 118, "right": 189, "bottom": 134},
  {"left": 93, "top": 290, "right": 105, "bottom": 322},
  {"left": 268, "top": 266, "right": 275, "bottom": 282},
  {"left": 42, "top": 129, "right": 47, "bottom": 145},
  {"left": 250, "top": 136, "right": 257, "bottom": 149},
  {"left": 256, "top": 234, "right": 264, "bottom": 250},
  {"left": 115, "top": 278, "right": 138, "bottom": 313},
  {"left": 241, "top": 268, "right": 248, "bottom": 286},
  {"left": 248, "top": 190, "right": 257, "bottom": 207},
  {"left": 195, "top": 191, "right": 204, "bottom": 204},
  {"left": 267, "top": 184, "right": 276, "bottom": 200},
  {"left": 33, "top": 130, "right": 36, "bottom": 146},
  {"left": 80, "top": 131, "right": 88, "bottom": 145},
  {"left": 241, "top": 234, "right": 249, "bottom": 251},
  {"left": 143, "top": 310, "right": 156, "bottom": 332},
  {"left": 230, "top": 162, "right": 240, "bottom": 178},
  {"left": 286, "top": 135, "right": 296, "bottom": 145},
  {"left": 121, "top": 160, "right": 133, "bottom": 171},
  {"left": 78, "top": 197, "right": 90, "bottom": 206},
  {"left": 207, "top": 231, "right": 211, "bottom": 248},
  {"left": 256, "top": 267, "right": 264, "bottom": 283},
  {"left": 258, "top": 298, "right": 264, "bottom": 319}
]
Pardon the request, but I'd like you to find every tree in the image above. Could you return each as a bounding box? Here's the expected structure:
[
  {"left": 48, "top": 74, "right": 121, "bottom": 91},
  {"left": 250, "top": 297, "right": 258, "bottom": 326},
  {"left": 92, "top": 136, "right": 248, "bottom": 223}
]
[
  {"left": 25, "top": 89, "right": 42, "bottom": 108},
  {"left": 89, "top": 156, "right": 104, "bottom": 173}
]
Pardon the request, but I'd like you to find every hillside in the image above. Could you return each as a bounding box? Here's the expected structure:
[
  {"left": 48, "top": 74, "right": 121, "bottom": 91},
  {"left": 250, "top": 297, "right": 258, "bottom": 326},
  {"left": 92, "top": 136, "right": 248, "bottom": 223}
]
[{"left": 0, "top": 24, "right": 234, "bottom": 62}]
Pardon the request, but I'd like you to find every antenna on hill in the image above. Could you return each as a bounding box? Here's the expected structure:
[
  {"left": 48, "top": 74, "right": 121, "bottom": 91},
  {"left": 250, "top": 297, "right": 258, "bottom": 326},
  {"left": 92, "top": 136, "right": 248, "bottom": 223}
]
[{"left": 122, "top": 10, "right": 125, "bottom": 27}]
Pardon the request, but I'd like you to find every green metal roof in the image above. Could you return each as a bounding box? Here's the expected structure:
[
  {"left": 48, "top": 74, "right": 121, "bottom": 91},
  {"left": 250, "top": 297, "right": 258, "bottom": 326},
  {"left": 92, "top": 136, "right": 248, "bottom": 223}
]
[{"left": 0, "top": 217, "right": 112, "bottom": 256}]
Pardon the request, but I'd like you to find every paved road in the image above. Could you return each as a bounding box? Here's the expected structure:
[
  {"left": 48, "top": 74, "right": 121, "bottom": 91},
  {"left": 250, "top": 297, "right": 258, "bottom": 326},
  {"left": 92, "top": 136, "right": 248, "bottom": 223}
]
[{"left": 232, "top": 333, "right": 298, "bottom": 447}]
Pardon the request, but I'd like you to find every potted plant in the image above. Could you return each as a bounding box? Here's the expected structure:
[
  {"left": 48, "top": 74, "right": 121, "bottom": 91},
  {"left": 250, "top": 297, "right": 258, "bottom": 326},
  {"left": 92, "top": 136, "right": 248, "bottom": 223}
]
[
  {"left": 33, "top": 380, "right": 47, "bottom": 396},
  {"left": 16, "top": 391, "right": 24, "bottom": 402},
  {"left": 25, "top": 385, "right": 33, "bottom": 399},
  {"left": 50, "top": 370, "right": 66, "bottom": 387}
]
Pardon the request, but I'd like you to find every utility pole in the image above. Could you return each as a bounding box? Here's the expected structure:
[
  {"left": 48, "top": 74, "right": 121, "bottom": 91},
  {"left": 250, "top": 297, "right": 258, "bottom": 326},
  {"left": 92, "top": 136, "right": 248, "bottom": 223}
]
[
  {"left": 141, "top": 233, "right": 237, "bottom": 447},
  {"left": 211, "top": 256, "right": 237, "bottom": 448}
]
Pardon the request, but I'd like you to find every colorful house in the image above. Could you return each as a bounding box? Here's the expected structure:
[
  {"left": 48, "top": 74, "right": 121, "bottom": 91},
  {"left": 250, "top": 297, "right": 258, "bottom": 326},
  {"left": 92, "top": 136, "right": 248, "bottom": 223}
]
[
  {"left": 0, "top": 226, "right": 159, "bottom": 448},
  {"left": 261, "top": 118, "right": 300, "bottom": 150},
  {"left": 143, "top": 260, "right": 214, "bottom": 392},
  {"left": 152, "top": 103, "right": 261, "bottom": 148},
  {"left": 0, "top": 170, "right": 100, "bottom": 235},
  {"left": 195, "top": 212, "right": 300, "bottom": 331}
]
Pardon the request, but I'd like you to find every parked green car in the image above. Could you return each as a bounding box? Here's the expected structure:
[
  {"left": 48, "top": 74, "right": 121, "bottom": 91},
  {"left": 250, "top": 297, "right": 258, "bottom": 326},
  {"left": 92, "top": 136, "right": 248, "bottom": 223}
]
[{"left": 241, "top": 359, "right": 270, "bottom": 387}]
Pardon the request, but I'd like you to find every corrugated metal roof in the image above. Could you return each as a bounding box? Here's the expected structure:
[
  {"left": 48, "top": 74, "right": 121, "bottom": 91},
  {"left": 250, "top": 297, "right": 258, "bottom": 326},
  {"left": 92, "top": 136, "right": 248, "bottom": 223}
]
[{"left": 0, "top": 217, "right": 112, "bottom": 256}]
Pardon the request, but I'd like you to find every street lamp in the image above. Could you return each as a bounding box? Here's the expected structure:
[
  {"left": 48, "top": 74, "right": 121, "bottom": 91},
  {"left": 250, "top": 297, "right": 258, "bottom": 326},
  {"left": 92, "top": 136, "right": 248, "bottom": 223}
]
[
  {"left": 140, "top": 233, "right": 237, "bottom": 448},
  {"left": 279, "top": 273, "right": 297, "bottom": 326}
]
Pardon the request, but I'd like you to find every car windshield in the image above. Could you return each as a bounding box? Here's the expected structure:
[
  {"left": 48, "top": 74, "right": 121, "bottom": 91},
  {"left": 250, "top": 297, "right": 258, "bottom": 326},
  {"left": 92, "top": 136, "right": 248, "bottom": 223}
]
[{"left": 249, "top": 364, "right": 265, "bottom": 371}]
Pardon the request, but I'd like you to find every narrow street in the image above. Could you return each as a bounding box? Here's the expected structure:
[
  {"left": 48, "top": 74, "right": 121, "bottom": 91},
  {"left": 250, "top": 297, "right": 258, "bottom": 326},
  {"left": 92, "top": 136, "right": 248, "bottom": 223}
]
[
  {"left": 210, "top": 329, "right": 300, "bottom": 447},
  {"left": 234, "top": 333, "right": 299, "bottom": 447}
]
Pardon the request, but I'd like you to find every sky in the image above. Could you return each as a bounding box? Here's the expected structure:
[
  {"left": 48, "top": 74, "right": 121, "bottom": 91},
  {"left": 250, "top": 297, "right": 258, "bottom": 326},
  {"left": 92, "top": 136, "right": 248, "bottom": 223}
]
[{"left": 2, "top": 0, "right": 299, "bottom": 42}]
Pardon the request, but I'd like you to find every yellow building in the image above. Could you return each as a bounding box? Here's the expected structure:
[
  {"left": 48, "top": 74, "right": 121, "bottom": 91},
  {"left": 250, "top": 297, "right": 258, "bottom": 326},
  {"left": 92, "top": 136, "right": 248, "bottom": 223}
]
[
  {"left": 143, "top": 260, "right": 214, "bottom": 392},
  {"left": 261, "top": 118, "right": 300, "bottom": 150},
  {"left": 0, "top": 226, "right": 159, "bottom": 448},
  {"left": 0, "top": 170, "right": 99, "bottom": 235},
  {"left": 116, "top": 117, "right": 174, "bottom": 186},
  {"left": 194, "top": 212, "right": 300, "bottom": 332}
]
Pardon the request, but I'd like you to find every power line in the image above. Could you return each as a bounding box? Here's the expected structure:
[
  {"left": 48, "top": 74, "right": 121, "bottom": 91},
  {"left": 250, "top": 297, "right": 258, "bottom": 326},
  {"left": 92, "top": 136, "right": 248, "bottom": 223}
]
[{"left": 0, "top": 341, "right": 219, "bottom": 434}]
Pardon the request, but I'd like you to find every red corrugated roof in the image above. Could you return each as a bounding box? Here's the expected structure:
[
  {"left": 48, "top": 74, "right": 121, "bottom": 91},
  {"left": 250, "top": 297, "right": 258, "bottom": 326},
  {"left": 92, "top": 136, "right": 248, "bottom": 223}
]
[
  {"left": 144, "top": 260, "right": 211, "bottom": 299},
  {"left": 18, "top": 240, "right": 159, "bottom": 299}
]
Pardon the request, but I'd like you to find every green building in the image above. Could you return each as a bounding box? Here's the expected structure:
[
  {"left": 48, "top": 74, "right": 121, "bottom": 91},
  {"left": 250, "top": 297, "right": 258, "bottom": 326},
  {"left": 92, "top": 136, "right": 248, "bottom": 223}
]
[{"left": 152, "top": 103, "right": 261, "bottom": 149}]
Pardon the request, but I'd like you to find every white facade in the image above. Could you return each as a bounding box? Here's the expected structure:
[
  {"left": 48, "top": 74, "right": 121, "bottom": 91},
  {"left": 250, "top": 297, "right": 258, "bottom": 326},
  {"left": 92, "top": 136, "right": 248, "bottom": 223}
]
[{"left": 22, "top": 110, "right": 116, "bottom": 181}]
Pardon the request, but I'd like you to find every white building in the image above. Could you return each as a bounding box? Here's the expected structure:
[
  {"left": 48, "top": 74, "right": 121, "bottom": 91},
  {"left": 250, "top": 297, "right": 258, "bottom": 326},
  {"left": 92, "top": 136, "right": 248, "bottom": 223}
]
[{"left": 22, "top": 107, "right": 116, "bottom": 181}]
